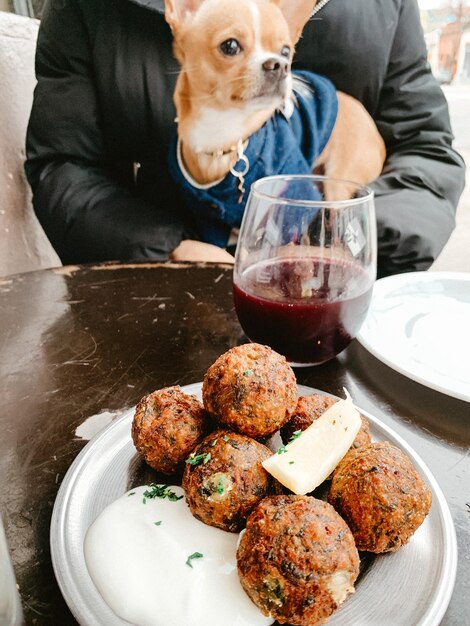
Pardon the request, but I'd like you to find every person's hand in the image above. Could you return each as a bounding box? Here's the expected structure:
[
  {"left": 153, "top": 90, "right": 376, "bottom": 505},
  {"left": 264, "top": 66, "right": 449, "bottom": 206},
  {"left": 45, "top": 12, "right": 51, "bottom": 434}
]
[{"left": 169, "top": 240, "right": 235, "bottom": 264}]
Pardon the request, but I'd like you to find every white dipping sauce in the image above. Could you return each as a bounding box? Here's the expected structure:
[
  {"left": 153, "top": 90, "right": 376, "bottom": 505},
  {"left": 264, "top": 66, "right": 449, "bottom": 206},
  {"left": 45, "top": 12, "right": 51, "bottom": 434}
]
[{"left": 84, "top": 485, "right": 273, "bottom": 626}]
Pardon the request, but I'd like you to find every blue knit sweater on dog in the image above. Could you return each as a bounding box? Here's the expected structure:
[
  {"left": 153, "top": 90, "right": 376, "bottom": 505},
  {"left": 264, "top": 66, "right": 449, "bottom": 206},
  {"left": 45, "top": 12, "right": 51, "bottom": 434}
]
[{"left": 167, "top": 70, "right": 338, "bottom": 248}]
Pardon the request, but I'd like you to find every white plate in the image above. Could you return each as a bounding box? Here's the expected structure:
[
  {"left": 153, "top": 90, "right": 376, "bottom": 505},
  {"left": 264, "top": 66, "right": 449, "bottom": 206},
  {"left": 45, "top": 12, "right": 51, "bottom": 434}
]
[
  {"left": 357, "top": 271, "right": 470, "bottom": 402},
  {"left": 51, "top": 383, "right": 457, "bottom": 626}
]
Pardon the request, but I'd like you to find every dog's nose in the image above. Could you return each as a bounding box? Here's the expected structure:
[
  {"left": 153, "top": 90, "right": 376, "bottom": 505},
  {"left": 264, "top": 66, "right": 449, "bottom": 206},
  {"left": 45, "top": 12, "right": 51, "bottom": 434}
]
[{"left": 262, "top": 57, "right": 289, "bottom": 77}]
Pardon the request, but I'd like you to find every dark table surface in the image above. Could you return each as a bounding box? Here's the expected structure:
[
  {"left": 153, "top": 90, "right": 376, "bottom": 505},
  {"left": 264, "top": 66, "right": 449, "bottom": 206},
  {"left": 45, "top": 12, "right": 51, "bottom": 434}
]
[{"left": 0, "top": 261, "right": 468, "bottom": 625}]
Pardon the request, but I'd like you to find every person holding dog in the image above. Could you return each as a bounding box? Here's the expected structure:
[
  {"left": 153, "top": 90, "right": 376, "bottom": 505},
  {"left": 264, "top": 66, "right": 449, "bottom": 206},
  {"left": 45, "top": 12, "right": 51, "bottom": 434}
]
[{"left": 25, "top": 0, "right": 465, "bottom": 278}]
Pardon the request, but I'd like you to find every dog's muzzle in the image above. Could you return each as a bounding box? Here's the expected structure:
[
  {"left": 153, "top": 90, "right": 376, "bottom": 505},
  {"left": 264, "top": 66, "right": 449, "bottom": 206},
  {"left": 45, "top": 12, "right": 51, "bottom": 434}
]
[
  {"left": 262, "top": 56, "right": 289, "bottom": 80},
  {"left": 260, "top": 57, "right": 290, "bottom": 97}
]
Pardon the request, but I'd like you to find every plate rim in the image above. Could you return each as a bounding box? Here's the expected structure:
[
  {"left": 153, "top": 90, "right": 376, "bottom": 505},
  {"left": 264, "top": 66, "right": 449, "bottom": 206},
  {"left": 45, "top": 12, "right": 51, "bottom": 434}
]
[
  {"left": 50, "top": 383, "right": 458, "bottom": 626},
  {"left": 357, "top": 271, "right": 470, "bottom": 402}
]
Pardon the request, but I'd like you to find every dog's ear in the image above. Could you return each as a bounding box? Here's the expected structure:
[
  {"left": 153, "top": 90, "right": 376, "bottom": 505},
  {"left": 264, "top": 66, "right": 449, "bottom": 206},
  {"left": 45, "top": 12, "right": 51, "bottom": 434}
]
[
  {"left": 164, "top": 0, "right": 203, "bottom": 33},
  {"left": 272, "top": 0, "right": 317, "bottom": 43}
]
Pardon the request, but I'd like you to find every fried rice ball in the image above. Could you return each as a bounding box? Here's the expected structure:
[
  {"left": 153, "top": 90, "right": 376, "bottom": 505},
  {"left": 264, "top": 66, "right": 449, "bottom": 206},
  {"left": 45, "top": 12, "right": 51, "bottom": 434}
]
[
  {"left": 182, "top": 430, "right": 276, "bottom": 532},
  {"left": 132, "top": 386, "right": 207, "bottom": 474},
  {"left": 237, "top": 495, "right": 359, "bottom": 626},
  {"left": 202, "top": 343, "right": 297, "bottom": 438},
  {"left": 328, "top": 441, "right": 432, "bottom": 553},
  {"left": 281, "top": 394, "right": 372, "bottom": 451}
]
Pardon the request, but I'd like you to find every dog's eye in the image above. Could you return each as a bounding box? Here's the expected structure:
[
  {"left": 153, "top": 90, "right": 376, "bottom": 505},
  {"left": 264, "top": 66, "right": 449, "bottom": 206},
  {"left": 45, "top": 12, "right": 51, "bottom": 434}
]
[
  {"left": 280, "top": 45, "right": 291, "bottom": 58},
  {"left": 219, "top": 38, "right": 242, "bottom": 56}
]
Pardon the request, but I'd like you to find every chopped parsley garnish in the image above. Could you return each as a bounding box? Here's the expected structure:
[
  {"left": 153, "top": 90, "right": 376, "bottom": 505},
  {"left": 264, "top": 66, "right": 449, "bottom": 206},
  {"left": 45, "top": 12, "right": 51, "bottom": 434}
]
[
  {"left": 154, "top": 521, "right": 162, "bottom": 526},
  {"left": 223, "top": 435, "right": 229, "bottom": 442},
  {"left": 186, "top": 552, "right": 204, "bottom": 568},
  {"left": 216, "top": 478, "right": 225, "bottom": 495},
  {"left": 210, "top": 438, "right": 218, "bottom": 447},
  {"left": 276, "top": 431, "right": 302, "bottom": 456},
  {"left": 289, "top": 461, "right": 295, "bottom": 465},
  {"left": 186, "top": 452, "right": 211, "bottom": 466},
  {"left": 243, "top": 369, "right": 253, "bottom": 376},
  {"left": 142, "top": 484, "right": 183, "bottom": 502},
  {"left": 289, "top": 430, "right": 302, "bottom": 443},
  {"left": 128, "top": 492, "right": 136, "bottom": 496}
]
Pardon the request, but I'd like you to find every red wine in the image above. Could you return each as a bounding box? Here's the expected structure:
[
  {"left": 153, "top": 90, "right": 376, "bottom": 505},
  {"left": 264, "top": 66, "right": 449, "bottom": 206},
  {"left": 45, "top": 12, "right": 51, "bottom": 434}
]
[{"left": 233, "top": 257, "right": 373, "bottom": 365}]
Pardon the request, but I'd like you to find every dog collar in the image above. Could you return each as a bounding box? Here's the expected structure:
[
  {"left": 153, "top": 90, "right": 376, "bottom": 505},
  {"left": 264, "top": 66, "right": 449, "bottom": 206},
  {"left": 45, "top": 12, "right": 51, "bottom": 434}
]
[
  {"left": 196, "top": 139, "right": 251, "bottom": 203},
  {"left": 199, "top": 138, "right": 249, "bottom": 158},
  {"left": 176, "top": 139, "right": 225, "bottom": 190},
  {"left": 177, "top": 138, "right": 250, "bottom": 204}
]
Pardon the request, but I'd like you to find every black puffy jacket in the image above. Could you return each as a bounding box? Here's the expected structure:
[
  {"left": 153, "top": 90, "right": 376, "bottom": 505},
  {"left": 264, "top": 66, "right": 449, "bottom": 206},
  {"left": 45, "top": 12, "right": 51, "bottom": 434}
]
[{"left": 25, "top": 0, "right": 466, "bottom": 277}]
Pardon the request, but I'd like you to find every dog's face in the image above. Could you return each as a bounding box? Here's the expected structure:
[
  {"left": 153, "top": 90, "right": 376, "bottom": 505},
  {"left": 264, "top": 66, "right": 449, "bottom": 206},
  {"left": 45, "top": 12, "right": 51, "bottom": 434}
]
[{"left": 165, "top": 0, "right": 317, "bottom": 113}]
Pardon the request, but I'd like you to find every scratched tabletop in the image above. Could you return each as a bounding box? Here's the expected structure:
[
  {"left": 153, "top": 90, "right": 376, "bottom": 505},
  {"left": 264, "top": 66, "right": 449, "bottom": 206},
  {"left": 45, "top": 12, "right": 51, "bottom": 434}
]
[{"left": 0, "top": 261, "right": 468, "bottom": 625}]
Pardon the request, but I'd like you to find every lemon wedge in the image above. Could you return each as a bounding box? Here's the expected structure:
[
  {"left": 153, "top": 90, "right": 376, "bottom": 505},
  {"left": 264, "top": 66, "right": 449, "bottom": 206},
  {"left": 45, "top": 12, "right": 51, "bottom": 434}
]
[{"left": 262, "top": 391, "right": 361, "bottom": 495}]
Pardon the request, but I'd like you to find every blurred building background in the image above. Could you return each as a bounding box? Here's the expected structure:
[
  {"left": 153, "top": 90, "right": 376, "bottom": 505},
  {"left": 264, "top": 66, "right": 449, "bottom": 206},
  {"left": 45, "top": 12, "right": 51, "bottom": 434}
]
[
  {"left": 421, "top": 0, "right": 470, "bottom": 83},
  {"left": 418, "top": 0, "right": 470, "bottom": 272}
]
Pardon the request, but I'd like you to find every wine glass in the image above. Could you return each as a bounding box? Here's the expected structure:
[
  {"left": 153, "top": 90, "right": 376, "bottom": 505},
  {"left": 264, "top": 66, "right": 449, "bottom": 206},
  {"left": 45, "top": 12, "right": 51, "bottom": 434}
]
[{"left": 233, "top": 175, "right": 377, "bottom": 366}]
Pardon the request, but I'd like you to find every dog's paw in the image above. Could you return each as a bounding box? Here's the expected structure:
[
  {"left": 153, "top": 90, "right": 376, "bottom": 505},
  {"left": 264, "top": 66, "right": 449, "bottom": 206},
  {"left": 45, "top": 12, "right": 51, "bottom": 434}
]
[{"left": 170, "top": 240, "right": 235, "bottom": 264}]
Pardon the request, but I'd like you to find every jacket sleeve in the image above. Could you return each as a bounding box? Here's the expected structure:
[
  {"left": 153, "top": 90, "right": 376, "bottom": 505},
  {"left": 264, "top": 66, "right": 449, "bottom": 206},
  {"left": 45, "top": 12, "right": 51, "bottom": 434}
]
[
  {"left": 371, "top": 0, "right": 465, "bottom": 278},
  {"left": 25, "top": 0, "right": 188, "bottom": 264}
]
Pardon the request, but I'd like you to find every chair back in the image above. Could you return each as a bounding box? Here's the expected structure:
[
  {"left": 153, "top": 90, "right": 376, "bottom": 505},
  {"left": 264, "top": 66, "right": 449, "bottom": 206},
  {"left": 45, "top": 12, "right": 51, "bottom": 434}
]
[{"left": 0, "top": 11, "right": 60, "bottom": 277}]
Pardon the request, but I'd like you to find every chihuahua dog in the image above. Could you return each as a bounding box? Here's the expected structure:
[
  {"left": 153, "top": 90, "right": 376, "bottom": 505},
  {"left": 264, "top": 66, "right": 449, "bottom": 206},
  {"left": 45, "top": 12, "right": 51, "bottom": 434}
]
[{"left": 165, "top": 0, "right": 386, "bottom": 259}]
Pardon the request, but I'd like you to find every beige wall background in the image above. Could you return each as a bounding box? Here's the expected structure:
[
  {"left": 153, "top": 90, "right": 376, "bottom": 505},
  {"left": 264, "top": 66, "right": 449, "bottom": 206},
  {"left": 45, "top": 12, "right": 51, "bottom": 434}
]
[{"left": 0, "top": 3, "right": 11, "bottom": 12}]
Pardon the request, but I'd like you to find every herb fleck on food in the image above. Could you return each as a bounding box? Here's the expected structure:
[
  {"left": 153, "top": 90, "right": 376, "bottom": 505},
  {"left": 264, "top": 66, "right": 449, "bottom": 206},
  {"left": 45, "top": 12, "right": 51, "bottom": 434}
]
[
  {"left": 186, "top": 452, "right": 212, "bottom": 466},
  {"left": 186, "top": 552, "right": 204, "bottom": 568},
  {"left": 289, "top": 430, "right": 302, "bottom": 443},
  {"left": 142, "top": 484, "right": 183, "bottom": 502}
]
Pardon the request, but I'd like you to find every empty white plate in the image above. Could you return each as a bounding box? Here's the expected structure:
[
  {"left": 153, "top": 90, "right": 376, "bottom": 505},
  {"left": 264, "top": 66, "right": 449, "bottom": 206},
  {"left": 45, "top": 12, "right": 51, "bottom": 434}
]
[{"left": 357, "top": 272, "right": 470, "bottom": 402}]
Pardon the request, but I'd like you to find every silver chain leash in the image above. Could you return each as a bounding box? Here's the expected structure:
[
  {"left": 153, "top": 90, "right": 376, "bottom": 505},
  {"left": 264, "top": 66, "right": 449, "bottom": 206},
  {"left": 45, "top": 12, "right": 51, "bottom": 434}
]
[{"left": 229, "top": 139, "right": 250, "bottom": 203}]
